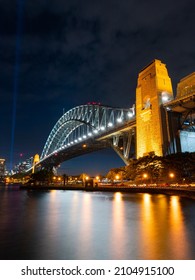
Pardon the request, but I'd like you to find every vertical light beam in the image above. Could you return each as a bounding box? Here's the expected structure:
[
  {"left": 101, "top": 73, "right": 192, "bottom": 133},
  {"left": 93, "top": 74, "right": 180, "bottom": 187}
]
[{"left": 10, "top": 0, "right": 25, "bottom": 170}]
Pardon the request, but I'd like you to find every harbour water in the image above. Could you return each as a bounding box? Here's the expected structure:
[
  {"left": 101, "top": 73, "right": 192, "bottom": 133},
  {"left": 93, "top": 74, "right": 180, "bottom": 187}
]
[{"left": 0, "top": 185, "right": 195, "bottom": 260}]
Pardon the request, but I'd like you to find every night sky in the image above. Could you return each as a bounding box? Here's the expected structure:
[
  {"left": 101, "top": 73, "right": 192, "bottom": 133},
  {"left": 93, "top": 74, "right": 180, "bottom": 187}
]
[{"left": 0, "top": 0, "right": 195, "bottom": 175}]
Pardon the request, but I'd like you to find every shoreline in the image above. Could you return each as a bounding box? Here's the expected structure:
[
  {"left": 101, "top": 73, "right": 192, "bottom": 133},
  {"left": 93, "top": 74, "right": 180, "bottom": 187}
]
[{"left": 19, "top": 184, "right": 195, "bottom": 197}]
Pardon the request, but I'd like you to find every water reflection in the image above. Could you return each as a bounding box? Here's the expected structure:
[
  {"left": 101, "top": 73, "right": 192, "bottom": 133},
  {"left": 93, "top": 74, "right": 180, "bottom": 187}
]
[
  {"left": 110, "top": 192, "right": 127, "bottom": 258},
  {"left": 70, "top": 192, "right": 79, "bottom": 224},
  {"left": 140, "top": 193, "right": 190, "bottom": 259},
  {"left": 169, "top": 196, "right": 189, "bottom": 259},
  {"left": 77, "top": 193, "right": 92, "bottom": 258},
  {"left": 0, "top": 187, "right": 194, "bottom": 260},
  {"left": 139, "top": 193, "right": 157, "bottom": 259}
]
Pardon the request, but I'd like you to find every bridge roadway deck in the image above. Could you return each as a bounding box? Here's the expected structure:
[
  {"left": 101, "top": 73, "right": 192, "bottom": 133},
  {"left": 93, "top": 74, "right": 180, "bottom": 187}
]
[
  {"left": 97, "top": 119, "right": 136, "bottom": 141},
  {"left": 38, "top": 119, "right": 136, "bottom": 168},
  {"left": 164, "top": 92, "right": 195, "bottom": 113},
  {"left": 39, "top": 139, "right": 110, "bottom": 168}
]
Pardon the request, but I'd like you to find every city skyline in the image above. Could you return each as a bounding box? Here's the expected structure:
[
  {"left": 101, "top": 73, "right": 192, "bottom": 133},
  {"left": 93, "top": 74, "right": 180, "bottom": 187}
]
[{"left": 0, "top": 0, "right": 195, "bottom": 174}]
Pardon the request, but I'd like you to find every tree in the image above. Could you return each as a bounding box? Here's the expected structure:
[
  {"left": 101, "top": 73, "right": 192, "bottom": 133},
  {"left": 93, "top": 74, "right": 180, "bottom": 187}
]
[
  {"left": 106, "top": 152, "right": 195, "bottom": 184},
  {"left": 29, "top": 169, "right": 54, "bottom": 185},
  {"left": 62, "top": 173, "right": 68, "bottom": 186},
  {"left": 106, "top": 167, "right": 126, "bottom": 181},
  {"left": 165, "top": 152, "right": 195, "bottom": 182}
]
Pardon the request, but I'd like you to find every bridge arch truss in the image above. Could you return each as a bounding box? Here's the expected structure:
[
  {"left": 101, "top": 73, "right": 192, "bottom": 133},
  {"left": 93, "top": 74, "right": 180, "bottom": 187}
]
[{"left": 40, "top": 104, "right": 135, "bottom": 165}]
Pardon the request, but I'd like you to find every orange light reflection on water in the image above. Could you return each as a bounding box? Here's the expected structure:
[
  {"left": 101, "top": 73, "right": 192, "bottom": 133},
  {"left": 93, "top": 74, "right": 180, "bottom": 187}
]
[
  {"left": 169, "top": 196, "right": 189, "bottom": 258},
  {"left": 110, "top": 192, "right": 127, "bottom": 258},
  {"left": 139, "top": 193, "right": 157, "bottom": 259},
  {"left": 139, "top": 193, "right": 189, "bottom": 259}
]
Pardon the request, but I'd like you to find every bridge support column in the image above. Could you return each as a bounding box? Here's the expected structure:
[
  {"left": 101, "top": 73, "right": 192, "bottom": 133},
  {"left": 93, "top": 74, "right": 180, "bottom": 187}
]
[
  {"left": 111, "top": 128, "right": 135, "bottom": 165},
  {"left": 136, "top": 59, "right": 174, "bottom": 158}
]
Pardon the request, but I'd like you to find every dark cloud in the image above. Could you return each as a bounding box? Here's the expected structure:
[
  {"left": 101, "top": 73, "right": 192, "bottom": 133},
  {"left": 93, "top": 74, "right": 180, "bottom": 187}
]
[{"left": 0, "top": 0, "right": 195, "bottom": 172}]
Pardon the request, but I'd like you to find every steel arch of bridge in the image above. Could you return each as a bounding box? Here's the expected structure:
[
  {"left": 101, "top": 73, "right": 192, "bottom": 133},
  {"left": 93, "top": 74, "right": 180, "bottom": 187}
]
[{"left": 40, "top": 104, "right": 135, "bottom": 164}]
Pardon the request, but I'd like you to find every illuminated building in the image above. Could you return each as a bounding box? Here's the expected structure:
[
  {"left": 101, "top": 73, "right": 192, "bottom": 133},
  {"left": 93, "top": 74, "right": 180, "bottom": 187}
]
[{"left": 0, "top": 158, "right": 5, "bottom": 176}]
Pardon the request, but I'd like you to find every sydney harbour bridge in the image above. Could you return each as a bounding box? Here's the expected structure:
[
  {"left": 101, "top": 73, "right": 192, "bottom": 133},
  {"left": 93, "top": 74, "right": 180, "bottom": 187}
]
[{"left": 21, "top": 59, "right": 195, "bottom": 173}]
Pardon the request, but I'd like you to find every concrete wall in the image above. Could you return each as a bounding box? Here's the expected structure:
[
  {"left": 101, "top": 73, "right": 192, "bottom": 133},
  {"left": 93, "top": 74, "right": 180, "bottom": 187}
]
[{"left": 180, "top": 131, "right": 195, "bottom": 152}]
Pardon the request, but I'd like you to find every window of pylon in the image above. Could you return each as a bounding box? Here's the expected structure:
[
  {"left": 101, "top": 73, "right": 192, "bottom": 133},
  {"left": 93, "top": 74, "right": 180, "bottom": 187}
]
[{"left": 143, "top": 96, "right": 151, "bottom": 109}]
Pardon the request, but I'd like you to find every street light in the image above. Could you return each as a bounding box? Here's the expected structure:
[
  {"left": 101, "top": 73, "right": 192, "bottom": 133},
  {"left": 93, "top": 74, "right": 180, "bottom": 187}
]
[
  {"left": 143, "top": 173, "right": 148, "bottom": 179},
  {"left": 169, "top": 172, "right": 175, "bottom": 178}
]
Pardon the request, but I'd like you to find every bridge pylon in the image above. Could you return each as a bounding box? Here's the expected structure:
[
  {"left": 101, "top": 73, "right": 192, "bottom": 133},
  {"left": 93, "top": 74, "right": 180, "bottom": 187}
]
[
  {"left": 136, "top": 59, "right": 174, "bottom": 158},
  {"left": 32, "top": 154, "right": 40, "bottom": 173}
]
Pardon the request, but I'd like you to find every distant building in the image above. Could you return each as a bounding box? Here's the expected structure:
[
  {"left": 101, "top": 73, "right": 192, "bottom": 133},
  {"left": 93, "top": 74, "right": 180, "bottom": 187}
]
[
  {"left": 0, "top": 159, "right": 5, "bottom": 176},
  {"left": 176, "top": 72, "right": 195, "bottom": 98},
  {"left": 13, "top": 157, "right": 33, "bottom": 174}
]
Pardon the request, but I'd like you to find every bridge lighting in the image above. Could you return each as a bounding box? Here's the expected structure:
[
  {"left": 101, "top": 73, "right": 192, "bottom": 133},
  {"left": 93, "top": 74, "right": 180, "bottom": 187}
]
[
  {"left": 100, "top": 126, "right": 105, "bottom": 130},
  {"left": 74, "top": 140, "right": 78, "bottom": 143},
  {"left": 162, "top": 91, "right": 171, "bottom": 103},
  {"left": 83, "top": 135, "right": 87, "bottom": 139},
  {"left": 88, "top": 132, "right": 92, "bottom": 136},
  {"left": 108, "top": 122, "right": 113, "bottom": 127},
  {"left": 71, "top": 141, "right": 74, "bottom": 144},
  {"left": 93, "top": 129, "right": 98, "bottom": 134},
  {"left": 117, "top": 118, "right": 122, "bottom": 123},
  {"left": 127, "top": 111, "right": 133, "bottom": 118},
  {"left": 162, "top": 95, "right": 169, "bottom": 102},
  {"left": 78, "top": 137, "right": 82, "bottom": 141}
]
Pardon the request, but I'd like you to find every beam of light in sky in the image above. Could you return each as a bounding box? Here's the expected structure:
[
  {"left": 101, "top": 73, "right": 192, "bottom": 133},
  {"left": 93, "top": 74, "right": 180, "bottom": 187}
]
[{"left": 10, "top": 0, "right": 25, "bottom": 170}]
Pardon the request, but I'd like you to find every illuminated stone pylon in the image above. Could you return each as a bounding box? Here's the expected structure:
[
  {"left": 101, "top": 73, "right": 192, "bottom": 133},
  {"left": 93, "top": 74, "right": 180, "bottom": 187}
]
[
  {"left": 32, "top": 154, "right": 40, "bottom": 173},
  {"left": 136, "top": 59, "right": 173, "bottom": 158}
]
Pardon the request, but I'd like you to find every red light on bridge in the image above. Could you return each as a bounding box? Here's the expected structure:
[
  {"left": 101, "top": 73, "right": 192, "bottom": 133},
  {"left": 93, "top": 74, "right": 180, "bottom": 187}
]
[{"left": 87, "top": 102, "right": 101, "bottom": 105}]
